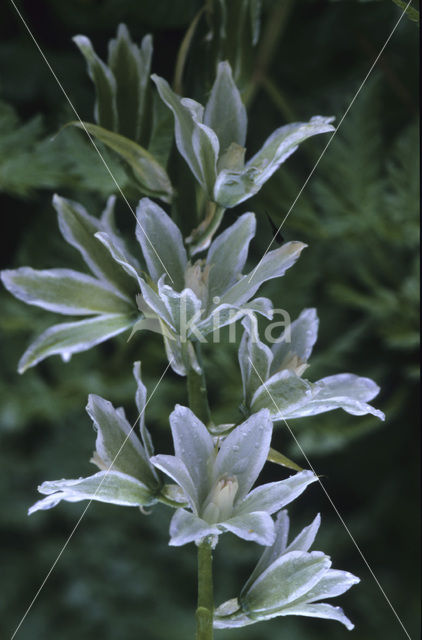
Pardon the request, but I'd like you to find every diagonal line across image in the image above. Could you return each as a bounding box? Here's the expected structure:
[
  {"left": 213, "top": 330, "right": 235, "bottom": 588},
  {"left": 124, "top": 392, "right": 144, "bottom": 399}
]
[
  {"left": 248, "top": 0, "right": 413, "bottom": 284},
  {"left": 247, "top": 356, "right": 413, "bottom": 640},
  {"left": 10, "top": 361, "right": 172, "bottom": 639},
  {"left": 8, "top": 0, "right": 175, "bottom": 285}
]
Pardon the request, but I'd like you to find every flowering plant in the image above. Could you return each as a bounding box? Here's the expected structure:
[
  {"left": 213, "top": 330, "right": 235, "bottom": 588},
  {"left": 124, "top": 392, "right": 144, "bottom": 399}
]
[{"left": 0, "top": 15, "right": 386, "bottom": 640}]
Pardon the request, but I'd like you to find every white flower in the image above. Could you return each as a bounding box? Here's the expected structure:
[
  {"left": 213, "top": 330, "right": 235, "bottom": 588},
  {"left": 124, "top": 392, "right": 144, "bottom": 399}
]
[
  {"left": 150, "top": 405, "right": 317, "bottom": 546},
  {"left": 239, "top": 310, "right": 385, "bottom": 421},
  {"left": 152, "top": 62, "right": 334, "bottom": 209},
  {"left": 214, "top": 510, "right": 360, "bottom": 630},
  {"left": 29, "top": 363, "right": 165, "bottom": 514},
  {"left": 98, "top": 198, "right": 306, "bottom": 375}
]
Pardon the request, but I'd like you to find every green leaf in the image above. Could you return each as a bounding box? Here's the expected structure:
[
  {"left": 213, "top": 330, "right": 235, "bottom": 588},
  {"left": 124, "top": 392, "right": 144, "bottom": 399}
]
[
  {"left": 108, "top": 26, "right": 153, "bottom": 143},
  {"left": 68, "top": 121, "right": 173, "bottom": 202},
  {"left": 73, "top": 35, "right": 118, "bottom": 131},
  {"left": 1, "top": 267, "right": 132, "bottom": 315},
  {"left": 148, "top": 91, "right": 174, "bottom": 168},
  {"left": 18, "top": 313, "right": 134, "bottom": 373},
  {"left": 53, "top": 194, "right": 137, "bottom": 296},
  {"left": 267, "top": 447, "right": 303, "bottom": 472}
]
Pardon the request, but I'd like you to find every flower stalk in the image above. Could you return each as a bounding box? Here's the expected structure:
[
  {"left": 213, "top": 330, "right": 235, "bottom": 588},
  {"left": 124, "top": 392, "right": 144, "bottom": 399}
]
[
  {"left": 196, "top": 539, "right": 214, "bottom": 640},
  {"left": 185, "top": 342, "right": 212, "bottom": 427}
]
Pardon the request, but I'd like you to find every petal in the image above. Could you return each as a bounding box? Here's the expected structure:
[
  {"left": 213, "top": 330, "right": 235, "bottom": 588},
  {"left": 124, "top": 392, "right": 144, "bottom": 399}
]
[
  {"left": 274, "top": 602, "right": 355, "bottom": 630},
  {"left": 293, "top": 568, "right": 360, "bottom": 604},
  {"left": 108, "top": 28, "right": 152, "bottom": 143},
  {"left": 136, "top": 198, "right": 187, "bottom": 289},
  {"left": 236, "top": 471, "right": 317, "bottom": 517},
  {"left": 286, "top": 513, "right": 321, "bottom": 553},
  {"left": 73, "top": 35, "right": 117, "bottom": 130},
  {"left": 157, "top": 281, "right": 202, "bottom": 337},
  {"left": 17, "top": 314, "right": 134, "bottom": 373},
  {"left": 220, "top": 242, "right": 306, "bottom": 306},
  {"left": 95, "top": 231, "right": 142, "bottom": 283},
  {"left": 138, "top": 277, "right": 175, "bottom": 329},
  {"left": 214, "top": 117, "right": 335, "bottom": 207},
  {"left": 204, "top": 61, "right": 247, "bottom": 152},
  {"left": 169, "top": 405, "right": 215, "bottom": 505},
  {"left": 168, "top": 508, "right": 221, "bottom": 546},
  {"left": 251, "top": 369, "right": 313, "bottom": 420},
  {"left": 271, "top": 308, "right": 319, "bottom": 374},
  {"left": 1, "top": 267, "right": 132, "bottom": 315},
  {"left": 29, "top": 470, "right": 154, "bottom": 514},
  {"left": 284, "top": 374, "right": 385, "bottom": 420},
  {"left": 238, "top": 314, "right": 273, "bottom": 407},
  {"left": 245, "top": 118, "right": 335, "bottom": 187},
  {"left": 53, "top": 194, "right": 138, "bottom": 295},
  {"left": 86, "top": 394, "right": 158, "bottom": 487},
  {"left": 242, "top": 550, "right": 331, "bottom": 613},
  {"left": 150, "top": 454, "right": 198, "bottom": 512},
  {"left": 152, "top": 75, "right": 218, "bottom": 194},
  {"left": 162, "top": 332, "right": 187, "bottom": 376},
  {"left": 206, "top": 212, "right": 256, "bottom": 301},
  {"left": 214, "top": 409, "right": 272, "bottom": 502},
  {"left": 243, "top": 511, "right": 290, "bottom": 593},
  {"left": 221, "top": 511, "right": 275, "bottom": 545}
]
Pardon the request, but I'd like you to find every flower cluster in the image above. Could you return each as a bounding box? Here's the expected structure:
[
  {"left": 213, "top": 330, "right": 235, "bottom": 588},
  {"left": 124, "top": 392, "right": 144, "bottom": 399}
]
[{"left": 1, "top": 46, "right": 377, "bottom": 636}]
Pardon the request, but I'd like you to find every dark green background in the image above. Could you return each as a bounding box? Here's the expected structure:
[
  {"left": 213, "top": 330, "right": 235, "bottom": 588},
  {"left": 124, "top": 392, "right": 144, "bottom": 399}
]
[{"left": 0, "top": 1, "right": 419, "bottom": 639}]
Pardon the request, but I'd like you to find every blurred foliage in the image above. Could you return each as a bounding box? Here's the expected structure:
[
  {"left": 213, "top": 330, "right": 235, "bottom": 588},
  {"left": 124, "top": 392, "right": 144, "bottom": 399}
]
[{"left": 0, "top": 1, "right": 419, "bottom": 640}]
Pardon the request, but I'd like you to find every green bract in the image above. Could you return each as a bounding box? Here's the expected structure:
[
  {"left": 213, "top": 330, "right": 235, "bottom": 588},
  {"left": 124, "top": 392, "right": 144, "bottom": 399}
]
[
  {"left": 1, "top": 195, "right": 139, "bottom": 373},
  {"left": 152, "top": 62, "right": 335, "bottom": 209},
  {"left": 151, "top": 405, "right": 317, "bottom": 546},
  {"left": 239, "top": 310, "right": 384, "bottom": 421},
  {"left": 73, "top": 25, "right": 174, "bottom": 201},
  {"left": 28, "top": 363, "right": 176, "bottom": 514},
  {"left": 214, "top": 510, "right": 360, "bottom": 630}
]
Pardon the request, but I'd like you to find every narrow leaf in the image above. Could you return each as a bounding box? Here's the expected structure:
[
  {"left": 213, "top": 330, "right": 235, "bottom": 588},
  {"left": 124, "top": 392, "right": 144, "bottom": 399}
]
[{"left": 69, "top": 121, "right": 173, "bottom": 202}]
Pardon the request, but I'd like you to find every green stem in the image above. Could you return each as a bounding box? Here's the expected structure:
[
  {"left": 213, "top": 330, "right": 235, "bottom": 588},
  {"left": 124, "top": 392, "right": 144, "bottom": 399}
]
[
  {"left": 186, "top": 342, "right": 212, "bottom": 426},
  {"left": 196, "top": 540, "right": 214, "bottom": 640}
]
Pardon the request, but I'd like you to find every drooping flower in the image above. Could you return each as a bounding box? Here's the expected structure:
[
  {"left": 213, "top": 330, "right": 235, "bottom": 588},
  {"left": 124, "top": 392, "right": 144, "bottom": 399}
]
[
  {"left": 238, "top": 310, "right": 384, "bottom": 421},
  {"left": 29, "top": 363, "right": 173, "bottom": 514},
  {"left": 150, "top": 405, "right": 317, "bottom": 546},
  {"left": 214, "top": 510, "right": 360, "bottom": 630}
]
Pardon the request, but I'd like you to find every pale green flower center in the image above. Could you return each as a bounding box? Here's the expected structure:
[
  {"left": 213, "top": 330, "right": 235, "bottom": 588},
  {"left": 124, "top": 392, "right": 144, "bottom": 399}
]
[
  {"left": 202, "top": 476, "right": 239, "bottom": 524},
  {"left": 184, "top": 260, "right": 210, "bottom": 307}
]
